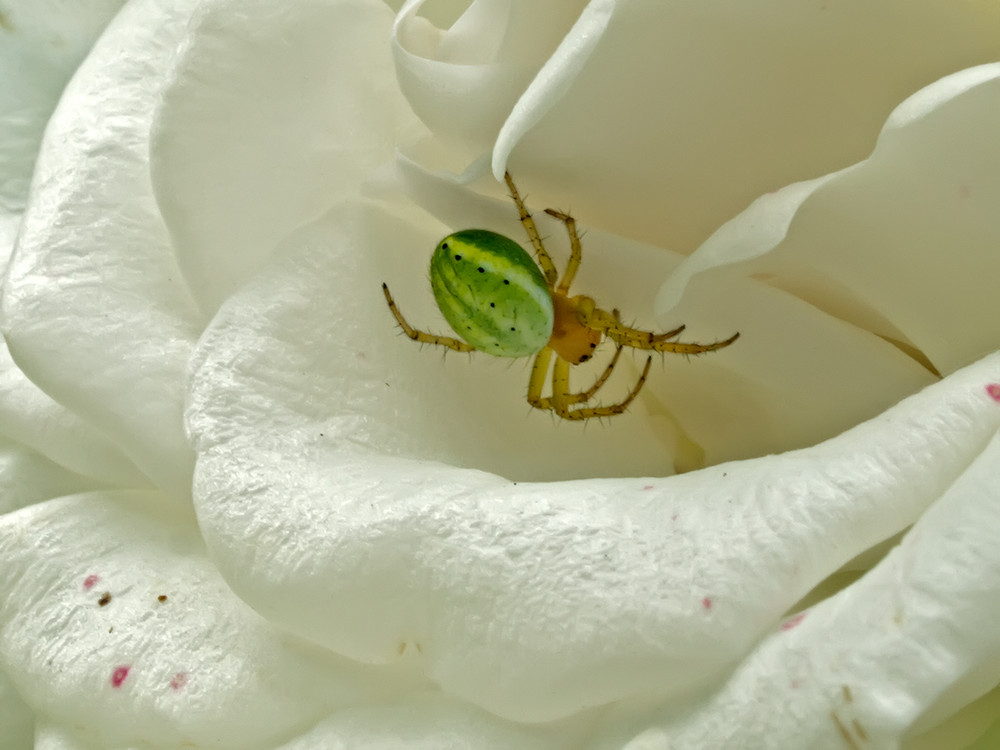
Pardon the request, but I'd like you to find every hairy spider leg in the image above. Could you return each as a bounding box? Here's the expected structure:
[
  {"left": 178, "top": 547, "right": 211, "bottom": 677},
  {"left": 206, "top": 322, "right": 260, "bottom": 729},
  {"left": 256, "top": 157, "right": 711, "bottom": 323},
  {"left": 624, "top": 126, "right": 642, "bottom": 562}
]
[
  {"left": 541, "top": 207, "right": 725, "bottom": 353},
  {"left": 579, "top": 302, "right": 740, "bottom": 354},
  {"left": 382, "top": 283, "right": 476, "bottom": 353},
  {"left": 550, "top": 354, "right": 653, "bottom": 420},
  {"left": 527, "top": 344, "right": 631, "bottom": 414},
  {"left": 539, "top": 202, "right": 739, "bottom": 356},
  {"left": 504, "top": 172, "right": 558, "bottom": 287},
  {"left": 526, "top": 346, "right": 555, "bottom": 410},
  {"left": 542, "top": 208, "right": 582, "bottom": 294}
]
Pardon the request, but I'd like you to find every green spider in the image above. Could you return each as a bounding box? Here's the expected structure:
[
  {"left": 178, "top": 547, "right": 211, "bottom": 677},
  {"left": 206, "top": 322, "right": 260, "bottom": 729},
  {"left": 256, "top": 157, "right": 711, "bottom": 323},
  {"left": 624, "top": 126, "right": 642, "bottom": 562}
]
[{"left": 382, "top": 173, "right": 739, "bottom": 421}]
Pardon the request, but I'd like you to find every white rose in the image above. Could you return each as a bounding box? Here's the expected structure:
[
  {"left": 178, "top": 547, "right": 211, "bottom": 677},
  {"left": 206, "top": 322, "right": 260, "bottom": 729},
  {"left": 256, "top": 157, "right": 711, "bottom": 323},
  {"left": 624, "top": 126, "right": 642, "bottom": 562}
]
[{"left": 2, "top": 1, "right": 999, "bottom": 748}]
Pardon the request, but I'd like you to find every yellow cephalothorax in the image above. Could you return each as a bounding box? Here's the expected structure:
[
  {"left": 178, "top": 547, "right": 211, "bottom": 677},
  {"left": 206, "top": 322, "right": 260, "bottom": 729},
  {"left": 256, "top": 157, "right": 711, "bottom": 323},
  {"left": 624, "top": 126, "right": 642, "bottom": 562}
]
[{"left": 382, "top": 174, "right": 739, "bottom": 421}]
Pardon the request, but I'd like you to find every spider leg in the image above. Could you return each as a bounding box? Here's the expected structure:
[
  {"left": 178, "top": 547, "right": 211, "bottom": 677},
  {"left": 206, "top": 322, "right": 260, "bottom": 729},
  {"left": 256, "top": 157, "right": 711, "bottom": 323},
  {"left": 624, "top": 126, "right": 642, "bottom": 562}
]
[
  {"left": 543, "top": 208, "right": 582, "bottom": 294},
  {"left": 552, "top": 355, "right": 653, "bottom": 421},
  {"left": 382, "top": 283, "right": 476, "bottom": 353},
  {"left": 527, "top": 344, "right": 625, "bottom": 413},
  {"left": 585, "top": 306, "right": 740, "bottom": 354},
  {"left": 527, "top": 346, "right": 555, "bottom": 410},
  {"left": 504, "top": 172, "right": 559, "bottom": 288},
  {"left": 569, "top": 344, "right": 624, "bottom": 404},
  {"left": 611, "top": 308, "right": 686, "bottom": 343}
]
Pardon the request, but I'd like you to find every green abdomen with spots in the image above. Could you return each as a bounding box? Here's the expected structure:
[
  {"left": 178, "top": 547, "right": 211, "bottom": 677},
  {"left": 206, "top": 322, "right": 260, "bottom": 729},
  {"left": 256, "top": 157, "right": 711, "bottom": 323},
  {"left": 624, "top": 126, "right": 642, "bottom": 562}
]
[{"left": 430, "top": 229, "right": 554, "bottom": 358}]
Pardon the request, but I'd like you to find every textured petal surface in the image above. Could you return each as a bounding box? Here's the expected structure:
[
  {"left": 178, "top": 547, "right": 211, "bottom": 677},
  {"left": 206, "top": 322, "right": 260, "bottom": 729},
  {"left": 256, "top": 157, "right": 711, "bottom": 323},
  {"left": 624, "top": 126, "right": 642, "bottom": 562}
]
[
  {"left": 3, "top": 0, "right": 999, "bottom": 746},
  {"left": 186, "top": 181, "right": 1000, "bottom": 721},
  {"left": 1, "top": 0, "right": 206, "bottom": 498},
  {"left": 0, "top": 491, "right": 396, "bottom": 749},
  {"left": 599, "top": 407, "right": 1000, "bottom": 750},
  {"left": 0, "top": 0, "right": 128, "bottom": 216}
]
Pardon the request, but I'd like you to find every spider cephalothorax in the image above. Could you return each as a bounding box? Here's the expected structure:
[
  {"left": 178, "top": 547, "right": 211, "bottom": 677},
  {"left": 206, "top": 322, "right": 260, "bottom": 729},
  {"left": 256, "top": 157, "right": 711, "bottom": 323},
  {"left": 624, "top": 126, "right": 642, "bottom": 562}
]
[{"left": 382, "top": 173, "right": 739, "bottom": 421}]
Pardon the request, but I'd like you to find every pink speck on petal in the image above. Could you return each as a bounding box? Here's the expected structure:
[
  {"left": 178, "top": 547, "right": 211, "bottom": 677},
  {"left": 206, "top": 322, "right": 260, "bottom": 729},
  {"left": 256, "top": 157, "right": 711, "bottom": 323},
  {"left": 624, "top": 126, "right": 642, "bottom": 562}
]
[
  {"left": 110, "top": 665, "right": 130, "bottom": 688},
  {"left": 702, "top": 597, "right": 713, "bottom": 611},
  {"left": 642, "top": 485, "right": 654, "bottom": 491},
  {"left": 986, "top": 384, "right": 1000, "bottom": 402},
  {"left": 169, "top": 672, "right": 188, "bottom": 691},
  {"left": 781, "top": 612, "right": 807, "bottom": 631},
  {"left": 83, "top": 574, "right": 99, "bottom": 590}
]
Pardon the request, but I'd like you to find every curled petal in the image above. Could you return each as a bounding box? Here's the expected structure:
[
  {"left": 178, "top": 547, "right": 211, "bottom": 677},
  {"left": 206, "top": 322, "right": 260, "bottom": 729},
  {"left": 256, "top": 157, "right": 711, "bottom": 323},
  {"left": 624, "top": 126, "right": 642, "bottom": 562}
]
[
  {"left": 1, "top": 0, "right": 206, "bottom": 498},
  {"left": 393, "top": 0, "right": 589, "bottom": 163},
  {"left": 612, "top": 419, "right": 1000, "bottom": 749},
  {"left": 490, "top": 0, "right": 1000, "bottom": 253},
  {"left": 659, "top": 64, "right": 1000, "bottom": 377},
  {"left": 152, "top": 0, "right": 418, "bottom": 312}
]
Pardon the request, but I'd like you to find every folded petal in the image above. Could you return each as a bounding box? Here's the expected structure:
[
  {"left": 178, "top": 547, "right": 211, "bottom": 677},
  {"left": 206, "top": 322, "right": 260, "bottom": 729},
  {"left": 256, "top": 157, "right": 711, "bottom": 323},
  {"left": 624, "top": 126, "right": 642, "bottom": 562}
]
[
  {"left": 608, "top": 416, "right": 1000, "bottom": 749},
  {"left": 0, "top": 438, "right": 107, "bottom": 515},
  {"left": 658, "top": 64, "right": 1000, "bottom": 377},
  {"left": 0, "top": 343, "right": 148, "bottom": 488},
  {"left": 393, "top": 0, "right": 589, "bottom": 164},
  {"left": 0, "top": 0, "right": 128, "bottom": 217},
  {"left": 492, "top": 0, "right": 1000, "bottom": 254},
  {"left": 1, "top": 0, "right": 207, "bottom": 498},
  {"left": 152, "top": 0, "right": 420, "bottom": 312}
]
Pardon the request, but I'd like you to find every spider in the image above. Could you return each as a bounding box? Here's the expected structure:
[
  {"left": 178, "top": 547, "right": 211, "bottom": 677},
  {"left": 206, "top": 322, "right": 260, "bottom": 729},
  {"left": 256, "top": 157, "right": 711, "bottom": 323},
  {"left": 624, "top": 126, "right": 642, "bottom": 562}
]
[{"left": 382, "top": 173, "right": 739, "bottom": 421}]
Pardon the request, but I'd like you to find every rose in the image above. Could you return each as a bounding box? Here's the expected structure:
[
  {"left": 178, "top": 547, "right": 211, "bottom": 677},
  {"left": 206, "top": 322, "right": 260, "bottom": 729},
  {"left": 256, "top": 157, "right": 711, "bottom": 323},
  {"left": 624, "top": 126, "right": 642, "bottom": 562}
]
[{"left": 2, "top": 0, "right": 999, "bottom": 748}]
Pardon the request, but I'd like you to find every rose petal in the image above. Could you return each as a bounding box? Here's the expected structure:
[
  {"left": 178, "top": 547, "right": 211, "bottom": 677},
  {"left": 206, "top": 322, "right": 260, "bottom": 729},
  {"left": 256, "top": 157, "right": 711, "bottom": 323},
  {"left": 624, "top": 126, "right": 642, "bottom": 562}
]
[
  {"left": 0, "top": 0, "right": 128, "bottom": 216},
  {"left": 609, "top": 422, "right": 1000, "bottom": 749},
  {"left": 0, "top": 668, "right": 32, "bottom": 750},
  {"left": 0, "top": 2, "right": 146, "bottom": 493},
  {"left": 1, "top": 0, "right": 207, "bottom": 497},
  {"left": 658, "top": 64, "right": 1000, "bottom": 377},
  {"left": 0, "top": 342, "right": 148, "bottom": 488},
  {"left": 275, "top": 693, "right": 578, "bottom": 750},
  {"left": 0, "top": 492, "right": 395, "bottom": 748},
  {"left": 903, "top": 685, "right": 1000, "bottom": 749},
  {"left": 491, "top": 0, "right": 1000, "bottom": 254},
  {"left": 186, "top": 181, "right": 1000, "bottom": 720},
  {"left": 151, "top": 0, "right": 419, "bottom": 312},
  {"left": 0, "top": 438, "right": 107, "bottom": 515},
  {"left": 392, "top": 0, "right": 588, "bottom": 164}
]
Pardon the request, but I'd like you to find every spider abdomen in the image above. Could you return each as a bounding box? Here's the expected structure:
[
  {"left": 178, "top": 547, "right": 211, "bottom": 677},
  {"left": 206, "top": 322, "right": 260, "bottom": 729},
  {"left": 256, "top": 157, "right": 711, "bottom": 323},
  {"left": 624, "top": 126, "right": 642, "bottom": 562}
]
[{"left": 430, "top": 229, "right": 554, "bottom": 358}]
